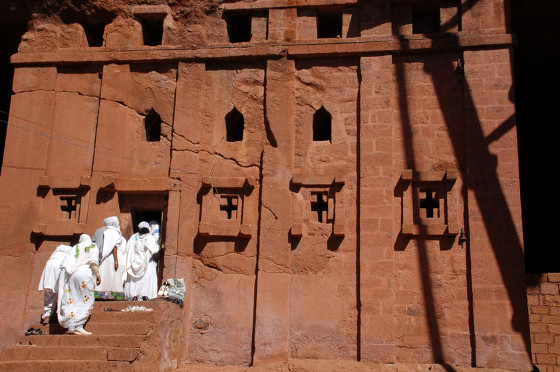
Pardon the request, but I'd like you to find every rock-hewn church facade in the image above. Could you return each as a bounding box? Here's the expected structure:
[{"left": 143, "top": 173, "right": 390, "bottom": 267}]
[{"left": 0, "top": 0, "right": 532, "bottom": 370}]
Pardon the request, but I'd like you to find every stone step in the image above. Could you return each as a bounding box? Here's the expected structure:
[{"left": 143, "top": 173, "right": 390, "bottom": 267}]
[
  {"left": 16, "top": 334, "right": 146, "bottom": 348},
  {"left": 91, "top": 308, "right": 155, "bottom": 323},
  {"left": 85, "top": 321, "right": 153, "bottom": 336},
  {"left": 23, "top": 312, "right": 155, "bottom": 336},
  {"left": 0, "top": 345, "right": 140, "bottom": 362},
  {"left": 0, "top": 360, "right": 132, "bottom": 371},
  {"left": 93, "top": 299, "right": 161, "bottom": 311},
  {"left": 0, "top": 345, "right": 107, "bottom": 361}
]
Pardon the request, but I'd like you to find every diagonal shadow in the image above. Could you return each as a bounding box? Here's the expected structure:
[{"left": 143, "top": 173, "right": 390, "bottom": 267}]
[
  {"left": 394, "top": 39, "right": 452, "bottom": 368},
  {"left": 423, "top": 36, "right": 531, "bottom": 356},
  {"left": 393, "top": 0, "right": 531, "bottom": 367}
]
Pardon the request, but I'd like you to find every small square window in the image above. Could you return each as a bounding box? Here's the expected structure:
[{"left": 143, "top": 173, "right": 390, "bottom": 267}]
[{"left": 317, "top": 13, "right": 343, "bottom": 38}]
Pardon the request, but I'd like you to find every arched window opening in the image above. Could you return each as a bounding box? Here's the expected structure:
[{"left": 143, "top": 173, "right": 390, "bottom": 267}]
[
  {"left": 226, "top": 107, "right": 244, "bottom": 142},
  {"left": 145, "top": 109, "right": 161, "bottom": 142},
  {"left": 313, "top": 106, "right": 332, "bottom": 142}
]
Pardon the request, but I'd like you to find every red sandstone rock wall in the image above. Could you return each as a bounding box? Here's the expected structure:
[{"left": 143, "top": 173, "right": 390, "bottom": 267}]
[{"left": 0, "top": 0, "right": 532, "bottom": 370}]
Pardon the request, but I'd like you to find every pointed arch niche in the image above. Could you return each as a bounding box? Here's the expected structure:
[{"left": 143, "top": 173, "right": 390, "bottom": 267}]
[
  {"left": 225, "top": 106, "right": 244, "bottom": 142},
  {"left": 145, "top": 108, "right": 161, "bottom": 142},
  {"left": 313, "top": 105, "right": 332, "bottom": 142}
]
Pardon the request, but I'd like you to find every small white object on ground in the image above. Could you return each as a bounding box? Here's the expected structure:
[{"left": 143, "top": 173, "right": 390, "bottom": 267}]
[{"left": 121, "top": 305, "right": 153, "bottom": 312}]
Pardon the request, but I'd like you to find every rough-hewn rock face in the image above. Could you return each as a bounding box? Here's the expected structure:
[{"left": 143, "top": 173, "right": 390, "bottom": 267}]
[{"left": 0, "top": 0, "right": 533, "bottom": 370}]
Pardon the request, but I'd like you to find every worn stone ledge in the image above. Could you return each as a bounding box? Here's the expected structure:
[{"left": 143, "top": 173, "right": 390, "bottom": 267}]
[
  {"left": 223, "top": 0, "right": 359, "bottom": 11},
  {"left": 32, "top": 222, "right": 86, "bottom": 237},
  {"left": 175, "top": 360, "right": 525, "bottom": 372},
  {"left": 11, "top": 33, "right": 513, "bottom": 66},
  {"left": 37, "top": 175, "right": 91, "bottom": 189},
  {"left": 99, "top": 176, "right": 179, "bottom": 192}
]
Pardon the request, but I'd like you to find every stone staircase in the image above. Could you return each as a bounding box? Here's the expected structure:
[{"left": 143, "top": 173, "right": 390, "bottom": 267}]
[{"left": 0, "top": 299, "right": 184, "bottom": 371}]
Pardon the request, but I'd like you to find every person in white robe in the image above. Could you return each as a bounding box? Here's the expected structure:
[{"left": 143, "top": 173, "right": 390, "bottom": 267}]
[
  {"left": 95, "top": 216, "right": 127, "bottom": 293},
  {"left": 57, "top": 234, "right": 100, "bottom": 335},
  {"left": 149, "top": 220, "right": 160, "bottom": 244},
  {"left": 125, "top": 221, "right": 159, "bottom": 300},
  {"left": 38, "top": 244, "right": 72, "bottom": 324}
]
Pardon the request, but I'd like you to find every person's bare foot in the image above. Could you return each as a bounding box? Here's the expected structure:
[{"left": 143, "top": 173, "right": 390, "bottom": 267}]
[
  {"left": 40, "top": 316, "right": 49, "bottom": 325},
  {"left": 76, "top": 328, "right": 92, "bottom": 335}
]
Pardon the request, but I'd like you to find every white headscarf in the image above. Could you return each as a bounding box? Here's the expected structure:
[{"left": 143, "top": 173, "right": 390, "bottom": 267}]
[
  {"left": 61, "top": 234, "right": 99, "bottom": 275},
  {"left": 100, "top": 216, "right": 123, "bottom": 262},
  {"left": 126, "top": 221, "right": 158, "bottom": 279},
  {"left": 148, "top": 220, "right": 160, "bottom": 244},
  {"left": 104, "top": 216, "right": 120, "bottom": 230}
]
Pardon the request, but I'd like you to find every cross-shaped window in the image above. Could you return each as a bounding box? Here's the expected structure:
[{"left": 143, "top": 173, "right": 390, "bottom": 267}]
[
  {"left": 59, "top": 195, "right": 78, "bottom": 220},
  {"left": 419, "top": 189, "right": 439, "bottom": 218},
  {"left": 219, "top": 195, "right": 239, "bottom": 220},
  {"left": 311, "top": 192, "right": 329, "bottom": 223}
]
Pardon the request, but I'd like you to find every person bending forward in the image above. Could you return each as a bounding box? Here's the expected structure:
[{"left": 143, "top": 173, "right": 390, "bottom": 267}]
[
  {"left": 57, "top": 234, "right": 100, "bottom": 335},
  {"left": 38, "top": 244, "right": 72, "bottom": 324},
  {"left": 125, "top": 221, "right": 159, "bottom": 300}
]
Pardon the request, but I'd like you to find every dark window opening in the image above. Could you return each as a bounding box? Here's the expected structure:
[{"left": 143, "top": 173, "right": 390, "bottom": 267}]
[
  {"left": 54, "top": 189, "right": 81, "bottom": 220},
  {"left": 412, "top": 3, "right": 440, "bottom": 34},
  {"left": 311, "top": 192, "right": 329, "bottom": 223},
  {"left": 225, "top": 107, "right": 244, "bottom": 142},
  {"left": 145, "top": 109, "right": 161, "bottom": 142},
  {"left": 219, "top": 195, "right": 239, "bottom": 220},
  {"left": 82, "top": 22, "right": 107, "bottom": 47},
  {"left": 419, "top": 189, "right": 440, "bottom": 218},
  {"left": 138, "top": 17, "right": 164, "bottom": 46},
  {"left": 317, "top": 13, "right": 343, "bottom": 38},
  {"left": 313, "top": 106, "right": 332, "bottom": 142},
  {"left": 225, "top": 13, "right": 252, "bottom": 43}
]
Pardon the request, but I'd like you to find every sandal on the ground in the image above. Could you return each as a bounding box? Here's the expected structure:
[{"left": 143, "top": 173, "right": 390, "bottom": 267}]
[{"left": 24, "top": 328, "right": 34, "bottom": 336}]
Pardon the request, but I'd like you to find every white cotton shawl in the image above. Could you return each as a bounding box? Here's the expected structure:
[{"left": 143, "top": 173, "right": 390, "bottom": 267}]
[
  {"left": 126, "top": 224, "right": 158, "bottom": 279},
  {"left": 38, "top": 244, "right": 72, "bottom": 291},
  {"left": 100, "top": 216, "right": 123, "bottom": 262},
  {"left": 61, "top": 234, "right": 99, "bottom": 275}
]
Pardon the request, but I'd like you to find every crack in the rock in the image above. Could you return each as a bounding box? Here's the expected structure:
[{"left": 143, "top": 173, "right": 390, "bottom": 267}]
[
  {"left": 16, "top": 88, "right": 100, "bottom": 100},
  {"left": 200, "top": 149, "right": 259, "bottom": 169},
  {"left": 261, "top": 202, "right": 278, "bottom": 220},
  {"left": 172, "top": 130, "right": 200, "bottom": 146}
]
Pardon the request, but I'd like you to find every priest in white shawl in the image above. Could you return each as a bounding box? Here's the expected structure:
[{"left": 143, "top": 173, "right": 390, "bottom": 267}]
[
  {"left": 125, "top": 221, "right": 160, "bottom": 300},
  {"left": 38, "top": 244, "right": 72, "bottom": 324},
  {"left": 57, "top": 234, "right": 100, "bottom": 335},
  {"left": 95, "top": 216, "right": 127, "bottom": 293}
]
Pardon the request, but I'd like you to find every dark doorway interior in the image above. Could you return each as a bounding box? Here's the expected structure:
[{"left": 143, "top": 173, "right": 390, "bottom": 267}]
[
  {"left": 512, "top": 0, "right": 560, "bottom": 273},
  {"left": 131, "top": 209, "right": 162, "bottom": 234}
]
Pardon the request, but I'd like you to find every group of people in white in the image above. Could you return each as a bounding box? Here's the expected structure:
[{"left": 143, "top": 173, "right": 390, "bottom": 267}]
[{"left": 37, "top": 216, "right": 160, "bottom": 335}]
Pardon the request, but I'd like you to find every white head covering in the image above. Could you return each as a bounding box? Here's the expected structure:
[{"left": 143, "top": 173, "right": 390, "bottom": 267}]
[
  {"left": 148, "top": 220, "right": 160, "bottom": 243},
  {"left": 138, "top": 221, "right": 151, "bottom": 234},
  {"left": 104, "top": 216, "right": 120, "bottom": 230},
  {"left": 61, "top": 234, "right": 99, "bottom": 275},
  {"left": 100, "top": 216, "right": 123, "bottom": 261}
]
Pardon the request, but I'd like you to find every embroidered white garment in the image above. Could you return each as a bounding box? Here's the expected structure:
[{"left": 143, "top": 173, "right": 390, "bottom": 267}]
[{"left": 57, "top": 234, "right": 99, "bottom": 332}]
